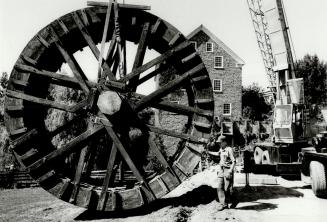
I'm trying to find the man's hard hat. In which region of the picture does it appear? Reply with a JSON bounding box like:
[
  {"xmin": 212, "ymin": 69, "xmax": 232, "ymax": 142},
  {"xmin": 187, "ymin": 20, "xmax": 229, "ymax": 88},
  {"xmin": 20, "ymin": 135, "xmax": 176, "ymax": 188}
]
[{"xmin": 217, "ymin": 135, "xmax": 227, "ymax": 143}]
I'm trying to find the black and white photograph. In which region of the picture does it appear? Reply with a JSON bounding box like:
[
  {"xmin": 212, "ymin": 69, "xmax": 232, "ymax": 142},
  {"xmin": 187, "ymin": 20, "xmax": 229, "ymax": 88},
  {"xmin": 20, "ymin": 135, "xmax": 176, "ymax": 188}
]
[{"xmin": 0, "ymin": 0, "xmax": 327, "ymax": 221}]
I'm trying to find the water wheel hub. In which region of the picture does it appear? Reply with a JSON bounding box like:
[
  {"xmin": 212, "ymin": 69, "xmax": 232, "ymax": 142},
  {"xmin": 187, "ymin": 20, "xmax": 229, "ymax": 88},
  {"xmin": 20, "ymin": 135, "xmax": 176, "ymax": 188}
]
[{"xmin": 97, "ymin": 91, "xmax": 122, "ymax": 115}]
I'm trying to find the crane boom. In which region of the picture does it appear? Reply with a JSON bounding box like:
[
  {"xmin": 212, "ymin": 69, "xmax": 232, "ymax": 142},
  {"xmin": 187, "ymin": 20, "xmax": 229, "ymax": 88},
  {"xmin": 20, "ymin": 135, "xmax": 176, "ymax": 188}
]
[
  {"xmin": 247, "ymin": 0, "xmax": 305, "ymax": 143},
  {"xmin": 247, "ymin": 0, "xmax": 300, "ymax": 105},
  {"xmin": 247, "ymin": 0, "xmax": 276, "ymax": 88}
]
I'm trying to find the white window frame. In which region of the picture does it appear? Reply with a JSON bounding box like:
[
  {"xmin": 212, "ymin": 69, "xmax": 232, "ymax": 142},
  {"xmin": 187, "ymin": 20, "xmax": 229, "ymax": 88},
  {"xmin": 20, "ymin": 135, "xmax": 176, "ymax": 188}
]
[
  {"xmin": 214, "ymin": 56, "xmax": 224, "ymax": 69},
  {"xmin": 190, "ymin": 41, "xmax": 197, "ymax": 49},
  {"xmin": 223, "ymin": 103, "xmax": 232, "ymax": 116},
  {"xmin": 206, "ymin": 42, "xmax": 213, "ymax": 52},
  {"xmin": 212, "ymin": 79, "xmax": 222, "ymax": 92}
]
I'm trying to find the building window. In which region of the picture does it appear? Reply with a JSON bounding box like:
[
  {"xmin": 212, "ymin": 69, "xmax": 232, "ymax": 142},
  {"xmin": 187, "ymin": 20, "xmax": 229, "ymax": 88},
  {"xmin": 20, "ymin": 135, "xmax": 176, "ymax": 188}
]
[
  {"xmin": 190, "ymin": 41, "xmax": 197, "ymax": 49},
  {"xmin": 213, "ymin": 79, "xmax": 222, "ymax": 92},
  {"xmin": 206, "ymin": 42, "xmax": 213, "ymax": 52},
  {"xmin": 214, "ymin": 56, "xmax": 224, "ymax": 68},
  {"xmin": 223, "ymin": 103, "xmax": 231, "ymax": 115}
]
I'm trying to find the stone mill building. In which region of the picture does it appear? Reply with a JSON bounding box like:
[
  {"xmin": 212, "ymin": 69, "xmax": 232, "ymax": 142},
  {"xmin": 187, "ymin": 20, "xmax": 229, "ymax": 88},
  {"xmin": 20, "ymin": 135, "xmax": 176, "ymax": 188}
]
[{"xmin": 188, "ymin": 25, "xmax": 245, "ymax": 122}]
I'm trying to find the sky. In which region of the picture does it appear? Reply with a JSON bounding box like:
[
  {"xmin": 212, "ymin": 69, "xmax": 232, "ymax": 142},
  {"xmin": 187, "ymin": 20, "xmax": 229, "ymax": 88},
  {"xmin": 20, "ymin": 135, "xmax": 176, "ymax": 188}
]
[{"xmin": 1, "ymin": 0, "xmax": 327, "ymax": 88}]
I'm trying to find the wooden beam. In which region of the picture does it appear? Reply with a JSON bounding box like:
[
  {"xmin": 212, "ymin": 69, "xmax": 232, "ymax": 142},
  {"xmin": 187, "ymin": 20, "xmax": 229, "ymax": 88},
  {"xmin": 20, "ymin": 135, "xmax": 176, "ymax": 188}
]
[
  {"xmin": 83, "ymin": 143, "xmax": 98, "ymax": 180},
  {"xmin": 37, "ymin": 170, "xmax": 56, "ymax": 183},
  {"xmin": 105, "ymin": 126, "xmax": 142, "ymax": 182},
  {"xmin": 103, "ymin": 120, "xmax": 156, "ymax": 199},
  {"xmin": 132, "ymin": 93, "xmax": 213, "ymax": 117},
  {"xmin": 111, "ymin": 50, "xmax": 120, "ymax": 75},
  {"xmin": 49, "ymin": 27, "xmax": 89, "ymax": 93},
  {"xmin": 121, "ymin": 38, "xmax": 127, "ymax": 78},
  {"xmin": 97, "ymin": 144, "xmax": 117, "ymax": 211},
  {"xmin": 98, "ymin": 0, "xmax": 113, "ymax": 79},
  {"xmin": 28, "ymin": 125, "xmax": 104, "ymax": 172},
  {"xmin": 151, "ymin": 19, "xmax": 161, "ymax": 35},
  {"xmin": 6, "ymin": 90, "xmax": 88, "ymax": 113},
  {"xmin": 37, "ymin": 35, "xmax": 50, "ymax": 48},
  {"xmin": 57, "ymin": 179, "xmax": 72, "ymax": 200},
  {"xmin": 12, "ymin": 115, "xmax": 84, "ymax": 149},
  {"xmin": 113, "ymin": 1, "xmax": 126, "ymax": 78},
  {"xmin": 48, "ymin": 115, "xmax": 85, "ymax": 139},
  {"xmin": 131, "ymin": 17, "xmax": 137, "ymax": 26},
  {"xmin": 153, "ymin": 100, "xmax": 213, "ymax": 117},
  {"xmin": 169, "ymin": 32, "xmax": 182, "ymax": 47},
  {"xmin": 131, "ymin": 65, "xmax": 166, "ymax": 88},
  {"xmin": 12, "ymin": 151, "xmax": 26, "ymax": 169},
  {"xmin": 10, "ymin": 79, "xmax": 29, "ymax": 87},
  {"xmin": 72, "ymin": 12, "xmax": 115, "ymax": 81},
  {"xmin": 195, "ymin": 98, "xmax": 214, "ymax": 104},
  {"xmin": 181, "ymin": 52, "xmax": 198, "ymax": 64},
  {"xmin": 21, "ymin": 55, "xmax": 37, "ymax": 66},
  {"xmin": 20, "ymin": 148, "xmax": 38, "ymax": 161},
  {"xmin": 70, "ymin": 146, "xmax": 89, "ymax": 203},
  {"xmin": 5, "ymin": 104, "xmax": 24, "ymax": 112},
  {"xmin": 14, "ymin": 63, "xmax": 126, "ymax": 91},
  {"xmin": 72, "ymin": 11, "xmax": 100, "ymax": 58},
  {"xmin": 10, "ymin": 127, "xmax": 27, "ymax": 136},
  {"xmin": 119, "ymin": 111, "xmax": 182, "ymax": 186},
  {"xmin": 119, "ymin": 40, "xmax": 191, "ymax": 83},
  {"xmin": 193, "ymin": 121, "xmax": 211, "ymax": 129},
  {"xmin": 87, "ymin": 1, "xmax": 151, "ymax": 10},
  {"xmin": 12, "ymin": 129, "xmax": 39, "ymax": 148},
  {"xmin": 80, "ymin": 9, "xmax": 90, "ymax": 26},
  {"xmin": 105, "ymin": 34, "xmax": 117, "ymax": 69},
  {"xmin": 15, "ymin": 63, "xmax": 92, "ymax": 89},
  {"xmin": 135, "ymin": 63, "xmax": 205, "ymax": 111},
  {"xmin": 147, "ymin": 138, "xmax": 181, "ymax": 183},
  {"xmin": 191, "ymin": 75, "xmax": 209, "ymax": 83},
  {"xmin": 132, "ymin": 23, "xmax": 150, "ymax": 69},
  {"xmin": 57, "ymin": 19, "xmax": 69, "ymax": 34},
  {"xmin": 185, "ymin": 142, "xmax": 205, "ymax": 154},
  {"xmin": 146, "ymin": 124, "xmax": 208, "ymax": 144},
  {"xmin": 129, "ymin": 22, "xmax": 150, "ymax": 90}
]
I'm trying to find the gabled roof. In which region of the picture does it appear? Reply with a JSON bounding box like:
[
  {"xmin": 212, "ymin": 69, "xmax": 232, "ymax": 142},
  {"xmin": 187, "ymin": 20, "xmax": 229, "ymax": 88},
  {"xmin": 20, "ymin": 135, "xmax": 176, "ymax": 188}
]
[{"xmin": 187, "ymin": 25, "xmax": 245, "ymax": 66}]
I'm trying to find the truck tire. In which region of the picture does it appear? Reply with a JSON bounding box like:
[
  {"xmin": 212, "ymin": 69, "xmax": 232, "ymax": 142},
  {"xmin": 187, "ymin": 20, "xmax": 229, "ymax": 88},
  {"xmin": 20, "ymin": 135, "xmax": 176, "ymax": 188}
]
[
  {"xmin": 262, "ymin": 150, "xmax": 271, "ymax": 164},
  {"xmin": 254, "ymin": 147, "xmax": 263, "ymax": 164},
  {"xmin": 309, "ymin": 161, "xmax": 327, "ymax": 198}
]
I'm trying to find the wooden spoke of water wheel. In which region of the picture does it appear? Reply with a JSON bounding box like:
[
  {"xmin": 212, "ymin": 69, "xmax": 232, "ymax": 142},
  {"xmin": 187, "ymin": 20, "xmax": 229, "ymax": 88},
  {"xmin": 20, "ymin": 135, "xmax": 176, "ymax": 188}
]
[{"xmin": 5, "ymin": 4, "xmax": 214, "ymax": 212}]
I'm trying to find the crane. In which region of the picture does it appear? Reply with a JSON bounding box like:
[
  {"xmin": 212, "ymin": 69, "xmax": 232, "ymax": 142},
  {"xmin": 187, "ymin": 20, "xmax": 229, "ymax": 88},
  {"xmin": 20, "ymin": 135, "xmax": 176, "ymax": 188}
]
[
  {"xmin": 247, "ymin": 0, "xmax": 327, "ymax": 198},
  {"xmin": 247, "ymin": 0, "xmax": 305, "ymax": 144}
]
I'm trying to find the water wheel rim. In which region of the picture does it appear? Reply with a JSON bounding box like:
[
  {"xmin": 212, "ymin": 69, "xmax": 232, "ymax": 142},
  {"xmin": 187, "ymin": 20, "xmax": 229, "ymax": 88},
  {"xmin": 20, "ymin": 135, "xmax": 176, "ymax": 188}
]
[{"xmin": 5, "ymin": 6, "xmax": 214, "ymax": 211}]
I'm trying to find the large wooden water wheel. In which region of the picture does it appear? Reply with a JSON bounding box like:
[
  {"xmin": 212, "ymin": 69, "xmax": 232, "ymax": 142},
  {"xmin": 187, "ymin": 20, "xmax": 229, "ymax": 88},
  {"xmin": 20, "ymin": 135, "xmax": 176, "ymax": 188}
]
[{"xmin": 5, "ymin": 1, "xmax": 214, "ymax": 211}]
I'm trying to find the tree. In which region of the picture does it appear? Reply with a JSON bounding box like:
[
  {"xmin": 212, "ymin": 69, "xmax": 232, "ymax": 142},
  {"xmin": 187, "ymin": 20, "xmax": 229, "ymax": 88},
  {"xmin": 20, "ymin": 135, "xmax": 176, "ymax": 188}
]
[
  {"xmin": 242, "ymin": 83, "xmax": 272, "ymax": 120},
  {"xmin": 295, "ymin": 54, "xmax": 327, "ymax": 105},
  {"xmin": 0, "ymin": 72, "xmax": 8, "ymax": 89},
  {"xmin": 0, "ymin": 72, "xmax": 9, "ymax": 123}
]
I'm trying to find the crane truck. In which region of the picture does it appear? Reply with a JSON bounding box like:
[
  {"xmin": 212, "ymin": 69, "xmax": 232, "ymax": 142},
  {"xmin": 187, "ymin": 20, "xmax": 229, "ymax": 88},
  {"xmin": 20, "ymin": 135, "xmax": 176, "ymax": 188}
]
[{"xmin": 247, "ymin": 0, "xmax": 327, "ymax": 197}]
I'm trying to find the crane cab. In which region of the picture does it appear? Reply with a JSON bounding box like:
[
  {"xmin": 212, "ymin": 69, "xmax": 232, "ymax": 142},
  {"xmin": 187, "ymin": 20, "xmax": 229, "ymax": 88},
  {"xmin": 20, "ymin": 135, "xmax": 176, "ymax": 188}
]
[{"xmin": 273, "ymin": 104, "xmax": 306, "ymax": 144}]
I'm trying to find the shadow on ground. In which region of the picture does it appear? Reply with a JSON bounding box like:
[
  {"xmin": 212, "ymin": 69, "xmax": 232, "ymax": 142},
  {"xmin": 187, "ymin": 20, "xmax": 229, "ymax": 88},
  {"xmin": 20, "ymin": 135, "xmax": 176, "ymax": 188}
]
[
  {"xmin": 236, "ymin": 202, "xmax": 278, "ymax": 211},
  {"xmin": 75, "ymin": 184, "xmax": 304, "ymax": 220}
]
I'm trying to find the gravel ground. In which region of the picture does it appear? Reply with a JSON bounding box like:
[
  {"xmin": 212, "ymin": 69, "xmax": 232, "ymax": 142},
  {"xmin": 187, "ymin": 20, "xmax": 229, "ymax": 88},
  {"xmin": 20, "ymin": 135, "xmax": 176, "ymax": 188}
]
[{"xmin": 1, "ymin": 168, "xmax": 327, "ymax": 222}]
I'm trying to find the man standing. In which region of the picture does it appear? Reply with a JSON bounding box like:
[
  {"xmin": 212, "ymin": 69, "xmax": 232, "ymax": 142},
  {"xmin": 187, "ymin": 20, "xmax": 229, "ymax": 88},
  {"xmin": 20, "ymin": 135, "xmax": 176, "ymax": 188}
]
[{"xmin": 208, "ymin": 135, "xmax": 237, "ymax": 210}]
